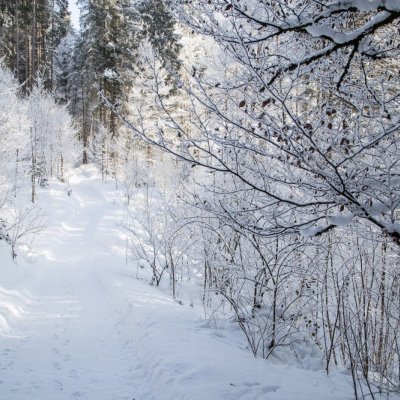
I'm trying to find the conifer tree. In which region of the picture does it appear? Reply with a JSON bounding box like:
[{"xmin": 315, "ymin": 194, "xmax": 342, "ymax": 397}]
[
  {"xmin": 139, "ymin": 0, "xmax": 182, "ymax": 83},
  {"xmin": 0, "ymin": 0, "xmax": 71, "ymax": 89},
  {"xmin": 77, "ymin": 0, "xmax": 139, "ymax": 164}
]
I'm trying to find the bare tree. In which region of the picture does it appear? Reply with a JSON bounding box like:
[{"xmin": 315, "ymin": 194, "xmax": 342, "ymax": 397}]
[
  {"xmin": 113, "ymin": 2, "xmax": 400, "ymax": 396},
  {"xmin": 118, "ymin": 1, "xmax": 400, "ymax": 246}
]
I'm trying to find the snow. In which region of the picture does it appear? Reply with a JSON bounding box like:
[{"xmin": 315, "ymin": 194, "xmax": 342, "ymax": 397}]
[
  {"xmin": 384, "ymin": 222, "xmax": 400, "ymax": 235},
  {"xmin": 305, "ymin": 11, "xmax": 392, "ymax": 44},
  {"xmin": 0, "ymin": 165, "xmax": 356, "ymax": 399},
  {"xmin": 68, "ymin": 0, "xmax": 80, "ymax": 31},
  {"xmin": 299, "ymin": 225, "xmax": 327, "ymax": 238},
  {"xmin": 300, "ymin": 214, "xmax": 354, "ymax": 238},
  {"xmin": 327, "ymin": 213, "xmax": 354, "ymax": 226}
]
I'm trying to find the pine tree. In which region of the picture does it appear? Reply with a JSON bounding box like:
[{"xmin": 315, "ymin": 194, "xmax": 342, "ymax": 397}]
[
  {"xmin": 139, "ymin": 0, "xmax": 181, "ymax": 82},
  {"xmin": 77, "ymin": 0, "xmax": 139, "ymax": 164},
  {"xmin": 54, "ymin": 29, "xmax": 77, "ymax": 105},
  {"xmin": 0, "ymin": 0, "xmax": 71, "ymax": 90},
  {"xmin": 48, "ymin": 0, "xmax": 72, "ymax": 89}
]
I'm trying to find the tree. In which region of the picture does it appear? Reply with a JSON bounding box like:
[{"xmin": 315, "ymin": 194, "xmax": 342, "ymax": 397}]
[
  {"xmin": 123, "ymin": 1, "xmax": 400, "ymax": 246},
  {"xmin": 138, "ymin": 0, "xmax": 182, "ymax": 84},
  {"xmin": 77, "ymin": 0, "xmax": 139, "ymax": 165},
  {"xmin": 0, "ymin": 0, "xmax": 71, "ymax": 89},
  {"xmin": 54, "ymin": 28, "xmax": 77, "ymax": 105},
  {"xmin": 0, "ymin": 63, "xmax": 28, "ymax": 205},
  {"xmin": 48, "ymin": 0, "xmax": 72, "ymax": 89},
  {"xmin": 28, "ymin": 77, "xmax": 77, "ymax": 202},
  {"xmin": 116, "ymin": 2, "xmax": 400, "ymax": 396}
]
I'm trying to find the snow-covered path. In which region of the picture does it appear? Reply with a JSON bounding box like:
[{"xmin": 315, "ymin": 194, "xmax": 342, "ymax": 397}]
[
  {"xmin": 0, "ymin": 167, "xmax": 144, "ymax": 399},
  {"xmin": 0, "ymin": 166, "xmax": 355, "ymax": 400}
]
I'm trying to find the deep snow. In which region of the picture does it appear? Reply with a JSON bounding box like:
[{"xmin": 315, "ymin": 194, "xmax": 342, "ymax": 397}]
[{"xmin": 0, "ymin": 165, "xmax": 356, "ymax": 399}]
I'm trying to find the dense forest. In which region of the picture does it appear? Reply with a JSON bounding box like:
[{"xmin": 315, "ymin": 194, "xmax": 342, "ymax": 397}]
[{"xmin": 0, "ymin": 1, "xmax": 399, "ymax": 399}]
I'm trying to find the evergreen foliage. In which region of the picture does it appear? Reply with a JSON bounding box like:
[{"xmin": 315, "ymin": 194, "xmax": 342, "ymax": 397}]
[
  {"xmin": 0, "ymin": 0, "xmax": 71, "ymax": 89},
  {"xmin": 139, "ymin": 0, "xmax": 182, "ymax": 81}
]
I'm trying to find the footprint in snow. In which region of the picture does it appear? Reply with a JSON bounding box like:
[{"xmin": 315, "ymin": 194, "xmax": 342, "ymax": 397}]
[
  {"xmin": 54, "ymin": 379, "xmax": 64, "ymax": 391},
  {"xmin": 3, "ymin": 348, "xmax": 11, "ymax": 357},
  {"xmin": 30, "ymin": 380, "xmax": 41, "ymax": 390},
  {"xmin": 261, "ymin": 385, "xmax": 280, "ymax": 393},
  {"xmin": 243, "ymin": 382, "xmax": 260, "ymax": 387},
  {"xmin": 53, "ymin": 362, "xmax": 61, "ymax": 370},
  {"xmin": 68, "ymin": 369, "xmax": 78, "ymax": 378},
  {"xmin": 64, "ymin": 354, "xmax": 71, "ymax": 362}
]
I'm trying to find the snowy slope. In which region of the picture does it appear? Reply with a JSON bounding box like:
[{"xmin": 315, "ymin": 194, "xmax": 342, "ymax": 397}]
[{"xmin": 0, "ymin": 165, "xmax": 356, "ymax": 400}]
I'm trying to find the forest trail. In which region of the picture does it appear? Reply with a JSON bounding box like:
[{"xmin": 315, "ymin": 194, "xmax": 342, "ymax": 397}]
[
  {"xmin": 0, "ymin": 166, "xmax": 144, "ymax": 400},
  {"xmin": 0, "ymin": 165, "xmax": 354, "ymax": 400}
]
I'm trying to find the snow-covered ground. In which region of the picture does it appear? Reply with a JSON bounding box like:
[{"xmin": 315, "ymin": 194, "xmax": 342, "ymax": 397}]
[{"xmin": 0, "ymin": 165, "xmax": 356, "ymax": 400}]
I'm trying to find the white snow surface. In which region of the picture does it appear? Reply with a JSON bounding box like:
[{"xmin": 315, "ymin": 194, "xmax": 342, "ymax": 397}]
[{"xmin": 0, "ymin": 165, "xmax": 355, "ymax": 400}]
